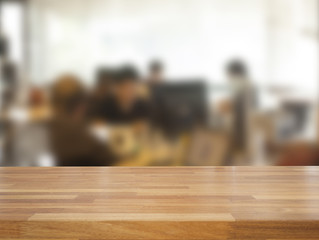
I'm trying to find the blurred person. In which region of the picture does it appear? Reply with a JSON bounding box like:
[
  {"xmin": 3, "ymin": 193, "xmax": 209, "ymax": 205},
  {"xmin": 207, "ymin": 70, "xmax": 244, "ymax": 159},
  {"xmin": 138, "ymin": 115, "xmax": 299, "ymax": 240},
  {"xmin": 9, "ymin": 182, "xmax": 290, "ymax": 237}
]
[
  {"xmin": 223, "ymin": 59, "xmax": 257, "ymax": 165},
  {"xmin": 0, "ymin": 34, "xmax": 18, "ymax": 112},
  {"xmin": 93, "ymin": 65, "xmax": 151, "ymax": 159},
  {"xmin": 28, "ymin": 87, "xmax": 51, "ymax": 121},
  {"xmin": 100, "ymin": 65, "xmax": 150, "ymax": 132},
  {"xmin": 0, "ymin": 34, "xmax": 26, "ymax": 166},
  {"xmin": 29, "ymin": 87, "xmax": 46, "ymax": 107},
  {"xmin": 147, "ymin": 60, "xmax": 164, "ymax": 85},
  {"xmin": 88, "ymin": 67, "xmax": 115, "ymax": 120},
  {"xmin": 49, "ymin": 74, "xmax": 115, "ymax": 166},
  {"xmin": 135, "ymin": 60, "xmax": 165, "ymax": 101}
]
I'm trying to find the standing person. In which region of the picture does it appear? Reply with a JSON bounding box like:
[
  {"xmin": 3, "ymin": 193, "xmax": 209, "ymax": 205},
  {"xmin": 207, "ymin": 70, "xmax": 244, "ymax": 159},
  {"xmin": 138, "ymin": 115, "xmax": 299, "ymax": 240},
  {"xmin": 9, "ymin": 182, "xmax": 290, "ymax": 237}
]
[
  {"xmin": 224, "ymin": 60, "xmax": 257, "ymax": 165},
  {"xmin": 147, "ymin": 60, "xmax": 164, "ymax": 85},
  {"xmin": 0, "ymin": 34, "xmax": 19, "ymax": 166},
  {"xmin": 0, "ymin": 34, "xmax": 18, "ymax": 112}
]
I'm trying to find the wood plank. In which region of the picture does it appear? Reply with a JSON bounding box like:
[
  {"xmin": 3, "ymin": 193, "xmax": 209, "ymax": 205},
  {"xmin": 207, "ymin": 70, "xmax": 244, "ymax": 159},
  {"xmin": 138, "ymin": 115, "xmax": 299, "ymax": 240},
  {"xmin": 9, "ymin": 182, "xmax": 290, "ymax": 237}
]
[{"xmin": 0, "ymin": 167, "xmax": 318, "ymax": 239}]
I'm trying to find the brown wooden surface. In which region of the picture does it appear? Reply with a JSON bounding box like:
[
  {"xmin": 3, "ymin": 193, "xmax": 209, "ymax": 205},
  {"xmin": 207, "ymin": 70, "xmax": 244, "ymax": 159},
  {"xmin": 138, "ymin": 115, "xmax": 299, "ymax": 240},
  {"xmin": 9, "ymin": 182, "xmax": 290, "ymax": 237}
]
[{"xmin": 0, "ymin": 167, "xmax": 319, "ymax": 239}]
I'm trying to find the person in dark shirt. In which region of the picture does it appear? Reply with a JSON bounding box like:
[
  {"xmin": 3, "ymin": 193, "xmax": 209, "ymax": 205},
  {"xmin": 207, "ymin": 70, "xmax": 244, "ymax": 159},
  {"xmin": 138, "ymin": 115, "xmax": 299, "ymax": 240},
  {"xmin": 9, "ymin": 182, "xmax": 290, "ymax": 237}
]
[
  {"xmin": 88, "ymin": 67, "xmax": 115, "ymax": 120},
  {"xmin": 101, "ymin": 65, "xmax": 150, "ymax": 131},
  {"xmin": 103, "ymin": 96, "xmax": 149, "ymax": 124}
]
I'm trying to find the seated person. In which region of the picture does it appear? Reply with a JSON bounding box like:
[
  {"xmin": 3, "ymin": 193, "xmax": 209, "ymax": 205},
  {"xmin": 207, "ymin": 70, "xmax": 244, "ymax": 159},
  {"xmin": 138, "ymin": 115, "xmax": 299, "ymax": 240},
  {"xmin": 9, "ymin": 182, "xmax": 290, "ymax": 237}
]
[
  {"xmin": 28, "ymin": 87, "xmax": 51, "ymax": 121},
  {"xmin": 88, "ymin": 67, "xmax": 115, "ymax": 120},
  {"xmin": 49, "ymin": 74, "xmax": 115, "ymax": 166},
  {"xmin": 99, "ymin": 65, "xmax": 150, "ymax": 134}
]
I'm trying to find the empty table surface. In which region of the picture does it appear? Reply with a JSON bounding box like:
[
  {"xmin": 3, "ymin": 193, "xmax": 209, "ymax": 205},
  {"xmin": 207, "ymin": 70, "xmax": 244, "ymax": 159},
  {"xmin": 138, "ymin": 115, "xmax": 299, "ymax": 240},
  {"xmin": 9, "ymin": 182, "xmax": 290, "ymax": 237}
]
[{"xmin": 0, "ymin": 167, "xmax": 319, "ymax": 239}]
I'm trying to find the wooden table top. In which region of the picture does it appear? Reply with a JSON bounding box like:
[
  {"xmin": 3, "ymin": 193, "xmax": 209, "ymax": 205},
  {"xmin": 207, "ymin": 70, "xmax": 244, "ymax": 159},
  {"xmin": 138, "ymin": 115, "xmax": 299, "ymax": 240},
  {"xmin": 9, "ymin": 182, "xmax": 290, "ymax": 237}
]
[{"xmin": 1, "ymin": 166, "xmax": 319, "ymax": 239}]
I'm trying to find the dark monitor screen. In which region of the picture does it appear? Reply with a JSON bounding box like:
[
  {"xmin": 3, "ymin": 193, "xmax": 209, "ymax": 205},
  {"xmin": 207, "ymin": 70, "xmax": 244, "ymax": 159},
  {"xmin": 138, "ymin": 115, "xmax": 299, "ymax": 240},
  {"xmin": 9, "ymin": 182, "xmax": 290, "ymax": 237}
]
[{"xmin": 150, "ymin": 80, "xmax": 208, "ymax": 136}]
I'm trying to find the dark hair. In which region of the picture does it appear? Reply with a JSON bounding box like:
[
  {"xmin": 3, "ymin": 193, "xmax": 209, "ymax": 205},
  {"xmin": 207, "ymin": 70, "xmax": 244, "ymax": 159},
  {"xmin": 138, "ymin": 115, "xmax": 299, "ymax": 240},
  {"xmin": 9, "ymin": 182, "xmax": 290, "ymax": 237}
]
[
  {"xmin": 95, "ymin": 67, "xmax": 115, "ymax": 86},
  {"xmin": 114, "ymin": 65, "xmax": 140, "ymax": 84},
  {"xmin": 149, "ymin": 60, "xmax": 163, "ymax": 72},
  {"xmin": 226, "ymin": 60, "xmax": 248, "ymax": 77}
]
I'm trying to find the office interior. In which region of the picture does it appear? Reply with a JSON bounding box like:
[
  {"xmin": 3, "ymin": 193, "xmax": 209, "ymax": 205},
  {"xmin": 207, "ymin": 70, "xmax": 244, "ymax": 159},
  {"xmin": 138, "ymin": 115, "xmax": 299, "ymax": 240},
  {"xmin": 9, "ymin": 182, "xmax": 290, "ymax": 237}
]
[{"xmin": 0, "ymin": 0, "xmax": 318, "ymax": 167}]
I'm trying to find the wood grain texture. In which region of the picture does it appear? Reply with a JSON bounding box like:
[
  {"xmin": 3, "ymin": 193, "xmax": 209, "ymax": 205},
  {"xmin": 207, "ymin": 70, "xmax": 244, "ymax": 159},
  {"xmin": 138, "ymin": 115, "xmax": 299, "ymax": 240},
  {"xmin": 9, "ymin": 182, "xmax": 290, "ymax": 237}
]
[{"xmin": 0, "ymin": 167, "xmax": 319, "ymax": 239}]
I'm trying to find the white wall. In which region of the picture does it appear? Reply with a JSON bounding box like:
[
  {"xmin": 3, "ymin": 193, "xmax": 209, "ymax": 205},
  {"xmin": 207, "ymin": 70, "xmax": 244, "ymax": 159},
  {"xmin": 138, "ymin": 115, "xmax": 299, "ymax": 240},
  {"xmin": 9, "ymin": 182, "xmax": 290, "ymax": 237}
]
[
  {"xmin": 28, "ymin": 0, "xmax": 318, "ymax": 98},
  {"xmin": 267, "ymin": 0, "xmax": 318, "ymax": 98},
  {"xmin": 28, "ymin": 0, "xmax": 267, "ymax": 83}
]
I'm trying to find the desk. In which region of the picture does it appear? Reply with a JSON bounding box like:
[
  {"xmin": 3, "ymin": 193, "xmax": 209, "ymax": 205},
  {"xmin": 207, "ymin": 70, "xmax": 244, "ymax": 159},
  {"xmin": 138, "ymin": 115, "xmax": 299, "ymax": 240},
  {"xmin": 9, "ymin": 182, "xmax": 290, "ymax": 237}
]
[{"xmin": 0, "ymin": 167, "xmax": 318, "ymax": 239}]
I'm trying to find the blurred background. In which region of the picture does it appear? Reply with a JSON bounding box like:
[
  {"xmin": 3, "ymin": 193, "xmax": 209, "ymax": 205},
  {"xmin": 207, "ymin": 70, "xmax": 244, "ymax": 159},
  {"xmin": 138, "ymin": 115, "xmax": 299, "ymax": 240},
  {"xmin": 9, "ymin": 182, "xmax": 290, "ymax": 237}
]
[{"xmin": 0, "ymin": 0, "xmax": 318, "ymax": 166}]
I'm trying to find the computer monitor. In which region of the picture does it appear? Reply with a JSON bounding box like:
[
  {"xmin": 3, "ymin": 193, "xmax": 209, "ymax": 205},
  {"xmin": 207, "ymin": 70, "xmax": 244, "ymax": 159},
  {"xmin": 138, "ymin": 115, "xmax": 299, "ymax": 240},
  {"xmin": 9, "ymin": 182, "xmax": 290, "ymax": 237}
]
[{"xmin": 150, "ymin": 80, "xmax": 208, "ymax": 137}]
